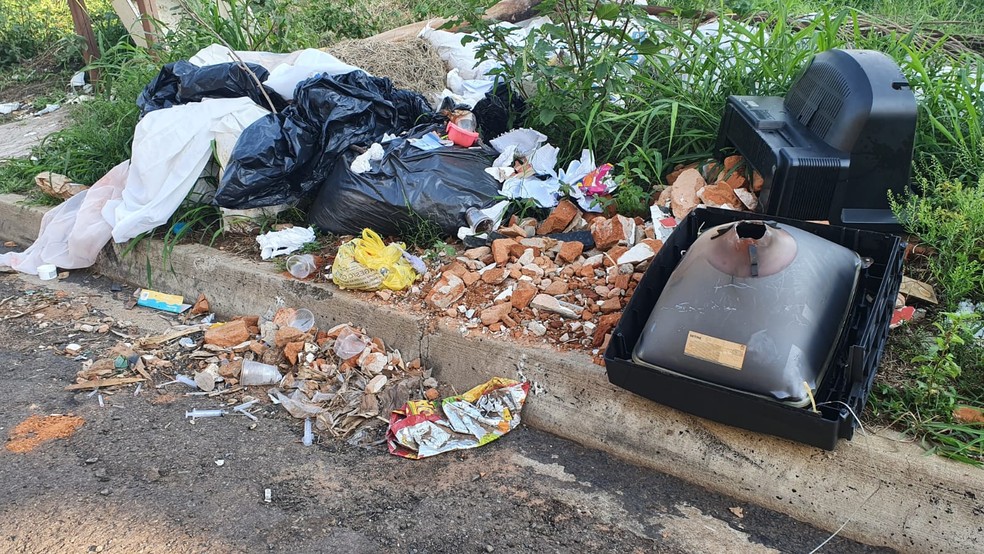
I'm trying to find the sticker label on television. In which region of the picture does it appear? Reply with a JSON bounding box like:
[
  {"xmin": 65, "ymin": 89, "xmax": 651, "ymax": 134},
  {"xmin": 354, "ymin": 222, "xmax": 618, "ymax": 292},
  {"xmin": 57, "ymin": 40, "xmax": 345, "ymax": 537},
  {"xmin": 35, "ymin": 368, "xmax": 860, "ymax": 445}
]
[{"xmin": 684, "ymin": 331, "xmax": 746, "ymax": 370}]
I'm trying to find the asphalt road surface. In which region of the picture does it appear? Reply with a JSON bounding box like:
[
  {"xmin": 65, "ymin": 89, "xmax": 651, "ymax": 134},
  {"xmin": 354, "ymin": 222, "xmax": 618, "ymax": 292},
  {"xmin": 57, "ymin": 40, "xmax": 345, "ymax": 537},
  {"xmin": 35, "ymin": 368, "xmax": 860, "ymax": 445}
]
[{"xmin": 0, "ymin": 269, "xmax": 893, "ymax": 553}]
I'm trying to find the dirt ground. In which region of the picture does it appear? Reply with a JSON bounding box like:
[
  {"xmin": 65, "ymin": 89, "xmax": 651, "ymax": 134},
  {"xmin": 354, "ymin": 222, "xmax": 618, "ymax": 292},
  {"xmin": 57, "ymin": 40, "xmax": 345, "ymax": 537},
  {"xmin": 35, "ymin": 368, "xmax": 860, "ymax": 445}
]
[
  {"xmin": 0, "ymin": 107, "xmax": 71, "ymax": 160},
  {"xmin": 0, "ymin": 267, "xmax": 893, "ymax": 553}
]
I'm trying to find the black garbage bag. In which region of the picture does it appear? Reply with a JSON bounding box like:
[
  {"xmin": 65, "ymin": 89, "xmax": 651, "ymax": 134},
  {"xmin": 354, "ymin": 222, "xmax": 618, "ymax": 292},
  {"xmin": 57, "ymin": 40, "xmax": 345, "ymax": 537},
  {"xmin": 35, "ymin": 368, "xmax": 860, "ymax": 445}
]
[
  {"xmin": 136, "ymin": 61, "xmax": 286, "ymax": 117},
  {"xmin": 214, "ymin": 71, "xmax": 432, "ymax": 209},
  {"xmin": 473, "ymin": 80, "xmax": 527, "ymax": 139},
  {"xmin": 308, "ymin": 129, "xmax": 502, "ymax": 237}
]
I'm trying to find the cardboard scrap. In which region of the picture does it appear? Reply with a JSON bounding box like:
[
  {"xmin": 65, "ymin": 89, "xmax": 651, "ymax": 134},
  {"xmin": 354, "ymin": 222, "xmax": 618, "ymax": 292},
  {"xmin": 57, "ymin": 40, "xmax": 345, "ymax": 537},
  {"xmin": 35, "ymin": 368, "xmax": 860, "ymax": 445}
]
[
  {"xmin": 136, "ymin": 289, "xmax": 191, "ymax": 313},
  {"xmin": 899, "ymin": 276, "xmax": 938, "ymax": 304}
]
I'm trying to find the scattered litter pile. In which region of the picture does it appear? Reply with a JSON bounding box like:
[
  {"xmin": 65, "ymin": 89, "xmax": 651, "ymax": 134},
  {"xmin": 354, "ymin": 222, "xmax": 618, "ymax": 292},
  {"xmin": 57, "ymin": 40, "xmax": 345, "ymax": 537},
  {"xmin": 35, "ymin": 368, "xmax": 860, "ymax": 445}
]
[{"xmin": 59, "ymin": 294, "xmax": 463, "ymax": 449}]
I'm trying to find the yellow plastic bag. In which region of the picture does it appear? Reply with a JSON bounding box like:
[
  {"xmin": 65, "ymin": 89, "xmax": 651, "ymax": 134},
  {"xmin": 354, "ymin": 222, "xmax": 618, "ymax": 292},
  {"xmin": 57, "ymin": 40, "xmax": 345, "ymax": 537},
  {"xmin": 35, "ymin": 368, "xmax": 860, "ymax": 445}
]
[{"xmin": 331, "ymin": 229, "xmax": 418, "ymax": 291}]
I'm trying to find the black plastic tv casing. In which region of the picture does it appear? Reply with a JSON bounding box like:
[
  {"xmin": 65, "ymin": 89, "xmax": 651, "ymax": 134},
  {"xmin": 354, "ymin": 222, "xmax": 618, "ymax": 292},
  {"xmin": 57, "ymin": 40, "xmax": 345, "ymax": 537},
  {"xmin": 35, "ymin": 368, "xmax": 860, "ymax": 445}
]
[
  {"xmin": 604, "ymin": 207, "xmax": 905, "ymax": 450},
  {"xmin": 715, "ymin": 49, "xmax": 917, "ymax": 231}
]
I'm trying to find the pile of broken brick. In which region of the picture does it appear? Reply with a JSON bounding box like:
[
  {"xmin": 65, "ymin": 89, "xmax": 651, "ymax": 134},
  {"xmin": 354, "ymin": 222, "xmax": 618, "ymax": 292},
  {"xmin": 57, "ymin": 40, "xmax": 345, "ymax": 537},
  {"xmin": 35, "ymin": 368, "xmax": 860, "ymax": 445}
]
[
  {"xmin": 656, "ymin": 154, "xmax": 763, "ymax": 218},
  {"xmin": 420, "ymin": 155, "xmax": 763, "ymax": 363}
]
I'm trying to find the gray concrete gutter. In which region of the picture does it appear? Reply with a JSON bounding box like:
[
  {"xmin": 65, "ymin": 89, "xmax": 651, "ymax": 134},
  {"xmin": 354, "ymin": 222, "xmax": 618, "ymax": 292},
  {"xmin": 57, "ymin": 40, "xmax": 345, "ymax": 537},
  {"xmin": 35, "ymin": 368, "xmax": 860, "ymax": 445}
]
[{"xmin": 2, "ymin": 194, "xmax": 982, "ymax": 553}]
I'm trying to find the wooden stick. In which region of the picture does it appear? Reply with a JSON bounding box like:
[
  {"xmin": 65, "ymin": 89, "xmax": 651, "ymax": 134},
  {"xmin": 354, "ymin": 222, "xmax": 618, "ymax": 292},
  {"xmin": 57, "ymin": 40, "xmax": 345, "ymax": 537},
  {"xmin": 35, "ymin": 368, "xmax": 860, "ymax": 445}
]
[
  {"xmin": 65, "ymin": 377, "xmax": 145, "ymax": 391},
  {"xmin": 2, "ymin": 303, "xmax": 51, "ymax": 321},
  {"xmin": 137, "ymin": 324, "xmax": 209, "ymax": 349},
  {"xmin": 368, "ymin": 0, "xmax": 542, "ymax": 43}
]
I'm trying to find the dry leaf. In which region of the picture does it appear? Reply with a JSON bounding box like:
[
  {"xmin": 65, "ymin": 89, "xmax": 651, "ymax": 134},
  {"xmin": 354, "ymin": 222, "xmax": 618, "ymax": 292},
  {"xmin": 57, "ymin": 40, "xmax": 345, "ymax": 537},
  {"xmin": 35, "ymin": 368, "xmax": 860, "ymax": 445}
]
[{"xmin": 953, "ymin": 407, "xmax": 984, "ymax": 425}]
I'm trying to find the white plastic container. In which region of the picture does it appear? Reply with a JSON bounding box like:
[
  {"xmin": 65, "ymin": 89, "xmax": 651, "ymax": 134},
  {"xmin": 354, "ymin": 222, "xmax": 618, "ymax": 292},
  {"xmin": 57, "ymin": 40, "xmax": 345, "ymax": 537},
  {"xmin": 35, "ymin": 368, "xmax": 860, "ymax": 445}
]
[{"xmin": 37, "ymin": 264, "xmax": 58, "ymax": 280}]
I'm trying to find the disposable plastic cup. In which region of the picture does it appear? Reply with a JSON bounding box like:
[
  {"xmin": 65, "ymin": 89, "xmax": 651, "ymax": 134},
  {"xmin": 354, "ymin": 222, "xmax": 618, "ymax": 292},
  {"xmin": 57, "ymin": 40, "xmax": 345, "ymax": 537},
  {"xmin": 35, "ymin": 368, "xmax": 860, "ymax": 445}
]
[
  {"xmin": 287, "ymin": 308, "xmax": 315, "ymax": 332},
  {"xmin": 286, "ymin": 254, "xmax": 316, "ymax": 279},
  {"xmin": 240, "ymin": 360, "xmax": 282, "ymax": 386}
]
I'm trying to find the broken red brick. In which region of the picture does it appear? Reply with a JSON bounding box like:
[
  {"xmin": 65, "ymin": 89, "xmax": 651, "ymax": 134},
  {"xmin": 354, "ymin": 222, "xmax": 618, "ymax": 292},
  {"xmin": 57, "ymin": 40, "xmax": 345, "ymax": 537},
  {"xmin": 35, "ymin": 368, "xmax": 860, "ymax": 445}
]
[
  {"xmin": 511, "ymin": 281, "xmax": 538, "ymax": 310},
  {"xmin": 542, "ymin": 281, "xmax": 568, "ymax": 295},
  {"xmin": 556, "ymin": 241, "xmax": 584, "ymax": 264},
  {"xmin": 699, "ymin": 181, "xmax": 741, "ymax": 208},
  {"xmin": 670, "ymin": 169, "xmax": 704, "ymax": 219},
  {"xmin": 481, "ymin": 303, "xmax": 513, "ymax": 326},
  {"xmin": 593, "ymin": 313, "xmax": 622, "ymax": 347},
  {"xmin": 205, "ymin": 320, "xmax": 250, "ymax": 348},
  {"xmin": 537, "ymin": 199, "xmax": 580, "ymax": 235},
  {"xmin": 284, "ymin": 341, "xmax": 305, "ymax": 364},
  {"xmin": 426, "ymin": 273, "xmax": 466, "ymax": 310},
  {"xmin": 481, "ymin": 267, "xmax": 507, "ymax": 285},
  {"xmin": 492, "ymin": 238, "xmax": 517, "ymax": 265}
]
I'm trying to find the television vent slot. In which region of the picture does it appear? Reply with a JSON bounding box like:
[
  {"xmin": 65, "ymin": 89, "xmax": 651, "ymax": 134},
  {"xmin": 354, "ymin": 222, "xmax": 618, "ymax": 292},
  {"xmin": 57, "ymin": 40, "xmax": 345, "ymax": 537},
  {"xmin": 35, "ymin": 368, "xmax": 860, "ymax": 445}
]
[
  {"xmin": 786, "ymin": 157, "xmax": 839, "ymax": 219},
  {"xmin": 785, "ymin": 60, "xmax": 851, "ymax": 140}
]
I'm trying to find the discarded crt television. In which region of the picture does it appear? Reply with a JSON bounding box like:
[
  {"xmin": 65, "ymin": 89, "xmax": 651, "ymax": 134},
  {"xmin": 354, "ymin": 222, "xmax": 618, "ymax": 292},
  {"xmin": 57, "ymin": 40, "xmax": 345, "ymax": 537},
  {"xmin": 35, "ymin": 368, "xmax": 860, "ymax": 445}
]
[
  {"xmin": 714, "ymin": 49, "xmax": 916, "ymax": 230},
  {"xmin": 605, "ymin": 207, "xmax": 904, "ymax": 449}
]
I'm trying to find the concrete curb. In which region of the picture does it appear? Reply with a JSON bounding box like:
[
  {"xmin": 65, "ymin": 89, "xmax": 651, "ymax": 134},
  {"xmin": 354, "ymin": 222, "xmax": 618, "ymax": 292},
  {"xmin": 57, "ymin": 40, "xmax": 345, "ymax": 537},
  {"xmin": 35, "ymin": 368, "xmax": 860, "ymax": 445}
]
[{"xmin": 2, "ymin": 194, "xmax": 981, "ymax": 553}]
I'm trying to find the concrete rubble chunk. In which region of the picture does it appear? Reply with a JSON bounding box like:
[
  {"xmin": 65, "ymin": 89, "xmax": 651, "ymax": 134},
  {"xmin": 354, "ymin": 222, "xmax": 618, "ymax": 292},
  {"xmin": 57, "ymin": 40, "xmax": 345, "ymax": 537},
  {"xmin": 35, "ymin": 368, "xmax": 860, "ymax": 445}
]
[
  {"xmin": 464, "ymin": 246, "xmax": 491, "ymax": 260},
  {"xmin": 517, "ymin": 248, "xmax": 535, "ymax": 266},
  {"xmin": 734, "ymin": 187, "xmax": 758, "ymax": 210},
  {"xmin": 617, "ymin": 242, "xmax": 657, "ymax": 265},
  {"xmin": 531, "ymin": 294, "xmax": 583, "ymax": 318}
]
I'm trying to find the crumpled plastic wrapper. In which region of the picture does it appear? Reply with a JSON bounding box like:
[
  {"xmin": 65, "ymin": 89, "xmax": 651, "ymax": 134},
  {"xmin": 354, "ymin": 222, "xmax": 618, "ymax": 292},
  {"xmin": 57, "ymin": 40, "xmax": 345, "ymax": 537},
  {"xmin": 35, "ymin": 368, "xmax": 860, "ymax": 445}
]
[
  {"xmin": 387, "ymin": 377, "xmax": 530, "ymax": 459},
  {"xmin": 256, "ymin": 226, "xmax": 316, "ymax": 260}
]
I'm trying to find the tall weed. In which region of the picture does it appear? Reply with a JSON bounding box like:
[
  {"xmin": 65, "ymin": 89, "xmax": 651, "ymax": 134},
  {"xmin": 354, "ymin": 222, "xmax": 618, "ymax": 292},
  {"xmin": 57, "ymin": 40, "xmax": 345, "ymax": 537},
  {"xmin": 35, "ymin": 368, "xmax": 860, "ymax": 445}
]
[
  {"xmin": 891, "ymin": 162, "xmax": 984, "ymax": 307},
  {"xmin": 0, "ymin": 0, "xmax": 122, "ymax": 68}
]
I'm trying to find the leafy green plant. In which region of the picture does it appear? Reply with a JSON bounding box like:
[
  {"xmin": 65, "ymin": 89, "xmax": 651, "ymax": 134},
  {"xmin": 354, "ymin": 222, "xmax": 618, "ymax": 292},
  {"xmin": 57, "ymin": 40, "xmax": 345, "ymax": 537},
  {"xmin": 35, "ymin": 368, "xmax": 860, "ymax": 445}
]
[
  {"xmin": 423, "ymin": 240, "xmax": 456, "ymax": 261},
  {"xmin": 891, "ymin": 165, "xmax": 984, "ymax": 307},
  {"xmin": 167, "ymin": 0, "xmax": 309, "ymax": 55},
  {"xmin": 873, "ymin": 310, "xmax": 984, "ymax": 465}
]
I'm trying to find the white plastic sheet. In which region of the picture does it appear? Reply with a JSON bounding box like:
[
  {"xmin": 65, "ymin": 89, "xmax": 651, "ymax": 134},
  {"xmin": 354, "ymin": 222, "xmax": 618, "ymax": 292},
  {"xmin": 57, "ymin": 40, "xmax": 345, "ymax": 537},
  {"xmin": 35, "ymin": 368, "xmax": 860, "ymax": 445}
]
[
  {"xmin": 263, "ymin": 49, "xmax": 362, "ymax": 100},
  {"xmin": 104, "ymin": 97, "xmax": 269, "ymax": 243},
  {"xmin": 0, "ymin": 161, "xmax": 129, "ymax": 274},
  {"xmin": 189, "ymin": 44, "xmax": 363, "ymax": 100}
]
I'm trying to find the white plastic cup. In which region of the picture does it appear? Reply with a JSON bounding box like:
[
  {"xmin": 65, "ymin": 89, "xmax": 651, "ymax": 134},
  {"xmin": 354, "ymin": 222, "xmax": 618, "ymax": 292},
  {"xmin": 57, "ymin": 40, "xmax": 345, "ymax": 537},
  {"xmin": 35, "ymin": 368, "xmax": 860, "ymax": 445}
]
[
  {"xmin": 286, "ymin": 254, "xmax": 316, "ymax": 279},
  {"xmin": 240, "ymin": 360, "xmax": 282, "ymax": 386},
  {"xmin": 287, "ymin": 308, "xmax": 315, "ymax": 332},
  {"xmin": 37, "ymin": 264, "xmax": 58, "ymax": 280}
]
